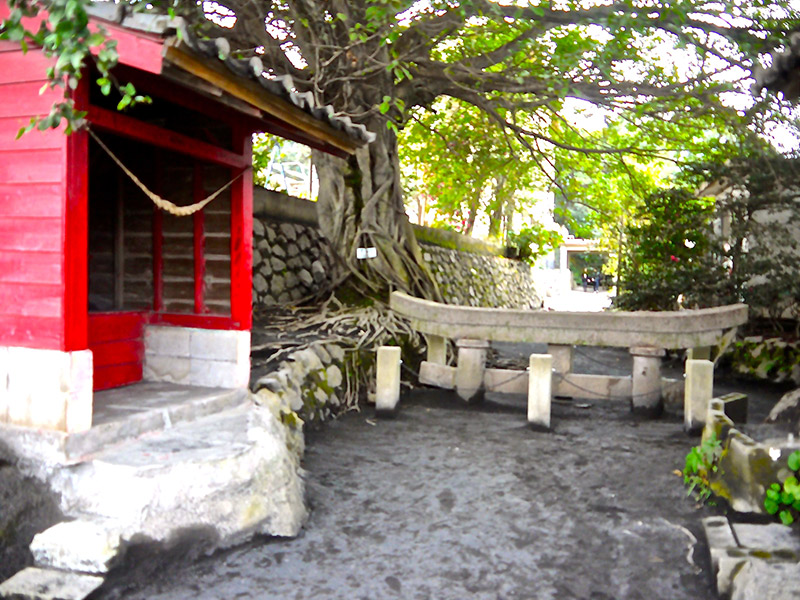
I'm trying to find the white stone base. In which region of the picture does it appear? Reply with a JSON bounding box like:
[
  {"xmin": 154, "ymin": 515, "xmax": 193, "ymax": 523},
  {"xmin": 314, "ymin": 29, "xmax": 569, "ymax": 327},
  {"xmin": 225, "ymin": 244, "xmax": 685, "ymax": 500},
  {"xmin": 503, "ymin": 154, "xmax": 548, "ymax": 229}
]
[
  {"xmin": 143, "ymin": 326, "xmax": 250, "ymax": 388},
  {"xmin": 0, "ymin": 346, "xmax": 93, "ymax": 433}
]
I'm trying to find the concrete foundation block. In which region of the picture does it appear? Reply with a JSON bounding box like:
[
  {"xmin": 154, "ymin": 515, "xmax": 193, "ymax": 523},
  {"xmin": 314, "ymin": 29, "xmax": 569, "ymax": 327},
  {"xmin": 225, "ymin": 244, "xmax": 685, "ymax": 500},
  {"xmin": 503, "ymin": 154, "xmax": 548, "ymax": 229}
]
[
  {"xmin": 144, "ymin": 326, "xmax": 191, "ymax": 357},
  {"xmin": 0, "ymin": 567, "xmax": 104, "ymax": 600},
  {"xmin": 630, "ymin": 346, "xmax": 665, "ymax": 416},
  {"xmin": 376, "ymin": 346, "xmax": 402, "ymax": 416},
  {"xmin": 419, "ymin": 362, "xmax": 456, "ymax": 390},
  {"xmin": 685, "ymin": 359, "xmax": 714, "ymax": 433},
  {"xmin": 484, "ymin": 368, "xmax": 528, "ymax": 395},
  {"xmin": 528, "ymin": 354, "xmax": 552, "ymax": 430},
  {"xmin": 143, "ymin": 355, "xmax": 192, "ymax": 384},
  {"xmin": 717, "ymin": 392, "xmax": 748, "ymax": 425},
  {"xmin": 455, "ymin": 339, "xmax": 489, "ymax": 403},
  {"xmin": 31, "ymin": 520, "xmax": 123, "ymax": 574},
  {"xmin": 688, "ymin": 346, "xmax": 712, "ymax": 361},
  {"xmin": 426, "ymin": 335, "xmax": 447, "ymax": 365},
  {"xmin": 547, "ymin": 344, "xmax": 573, "ymax": 374}
]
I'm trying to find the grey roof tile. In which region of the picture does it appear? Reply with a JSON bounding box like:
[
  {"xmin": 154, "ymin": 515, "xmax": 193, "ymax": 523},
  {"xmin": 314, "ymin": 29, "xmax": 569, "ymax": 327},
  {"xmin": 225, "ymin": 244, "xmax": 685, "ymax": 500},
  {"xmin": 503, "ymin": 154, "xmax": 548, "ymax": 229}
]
[{"xmin": 85, "ymin": 3, "xmax": 375, "ymax": 145}]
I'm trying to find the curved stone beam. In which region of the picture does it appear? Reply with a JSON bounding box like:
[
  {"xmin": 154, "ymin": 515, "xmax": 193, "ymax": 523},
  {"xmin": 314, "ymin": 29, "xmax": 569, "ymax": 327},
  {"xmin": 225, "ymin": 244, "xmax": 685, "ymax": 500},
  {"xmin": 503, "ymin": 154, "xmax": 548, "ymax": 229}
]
[{"xmin": 390, "ymin": 292, "xmax": 748, "ymax": 350}]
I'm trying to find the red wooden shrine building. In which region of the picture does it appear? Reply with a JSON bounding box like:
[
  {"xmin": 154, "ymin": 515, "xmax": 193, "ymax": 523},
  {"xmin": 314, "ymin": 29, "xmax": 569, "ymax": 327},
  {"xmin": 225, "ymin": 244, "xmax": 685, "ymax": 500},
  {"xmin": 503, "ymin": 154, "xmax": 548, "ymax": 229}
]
[{"xmin": 0, "ymin": 6, "xmax": 371, "ymax": 432}]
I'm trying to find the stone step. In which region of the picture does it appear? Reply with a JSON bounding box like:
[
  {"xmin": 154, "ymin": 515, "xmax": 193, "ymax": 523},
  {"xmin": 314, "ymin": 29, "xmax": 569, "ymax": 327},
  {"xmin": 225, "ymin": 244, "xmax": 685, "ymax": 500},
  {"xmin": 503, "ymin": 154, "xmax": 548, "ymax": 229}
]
[
  {"xmin": 0, "ymin": 567, "xmax": 103, "ymax": 600},
  {"xmin": 30, "ymin": 519, "xmax": 123, "ymax": 575},
  {"xmin": 47, "ymin": 403, "xmax": 307, "ymax": 545},
  {"xmin": 65, "ymin": 385, "xmax": 250, "ymax": 460}
]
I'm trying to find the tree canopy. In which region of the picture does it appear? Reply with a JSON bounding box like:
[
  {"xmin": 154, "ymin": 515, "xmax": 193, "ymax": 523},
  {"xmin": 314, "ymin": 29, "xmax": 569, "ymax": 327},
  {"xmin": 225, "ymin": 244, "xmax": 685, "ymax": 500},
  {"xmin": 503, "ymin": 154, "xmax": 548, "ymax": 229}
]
[{"xmin": 4, "ymin": 0, "xmax": 800, "ymax": 300}]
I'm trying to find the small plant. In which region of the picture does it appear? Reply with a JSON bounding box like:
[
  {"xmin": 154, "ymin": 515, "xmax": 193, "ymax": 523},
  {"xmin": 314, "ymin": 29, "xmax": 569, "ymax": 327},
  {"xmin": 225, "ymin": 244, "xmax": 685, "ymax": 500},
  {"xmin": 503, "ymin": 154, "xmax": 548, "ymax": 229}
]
[
  {"xmin": 764, "ymin": 450, "xmax": 800, "ymax": 526},
  {"xmin": 683, "ymin": 434, "xmax": 723, "ymax": 504}
]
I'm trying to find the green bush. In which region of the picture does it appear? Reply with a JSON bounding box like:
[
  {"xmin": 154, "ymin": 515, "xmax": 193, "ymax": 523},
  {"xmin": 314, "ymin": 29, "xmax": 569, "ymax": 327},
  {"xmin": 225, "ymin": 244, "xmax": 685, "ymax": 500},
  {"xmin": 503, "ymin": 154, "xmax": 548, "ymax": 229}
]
[
  {"xmin": 683, "ymin": 434, "xmax": 723, "ymax": 504},
  {"xmin": 765, "ymin": 450, "xmax": 800, "ymax": 526}
]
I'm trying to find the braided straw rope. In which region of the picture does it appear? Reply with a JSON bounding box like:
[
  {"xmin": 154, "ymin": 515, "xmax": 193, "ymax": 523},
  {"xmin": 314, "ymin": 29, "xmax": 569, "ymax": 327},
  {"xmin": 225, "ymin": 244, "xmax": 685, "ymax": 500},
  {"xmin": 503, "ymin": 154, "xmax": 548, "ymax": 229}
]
[{"xmin": 88, "ymin": 128, "xmax": 247, "ymax": 217}]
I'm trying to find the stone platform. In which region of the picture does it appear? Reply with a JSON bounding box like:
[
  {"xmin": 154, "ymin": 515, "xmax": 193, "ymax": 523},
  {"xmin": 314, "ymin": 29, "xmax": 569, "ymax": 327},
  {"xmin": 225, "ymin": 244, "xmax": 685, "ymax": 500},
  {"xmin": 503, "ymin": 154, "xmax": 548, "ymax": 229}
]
[{"xmin": 0, "ymin": 384, "xmax": 305, "ymax": 600}]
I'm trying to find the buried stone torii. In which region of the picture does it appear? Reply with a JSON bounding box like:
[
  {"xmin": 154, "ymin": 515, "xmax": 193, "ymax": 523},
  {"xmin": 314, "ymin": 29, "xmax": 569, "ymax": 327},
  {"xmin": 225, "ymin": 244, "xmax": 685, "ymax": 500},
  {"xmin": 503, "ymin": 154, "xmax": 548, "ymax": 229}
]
[{"xmin": 386, "ymin": 291, "xmax": 748, "ymax": 429}]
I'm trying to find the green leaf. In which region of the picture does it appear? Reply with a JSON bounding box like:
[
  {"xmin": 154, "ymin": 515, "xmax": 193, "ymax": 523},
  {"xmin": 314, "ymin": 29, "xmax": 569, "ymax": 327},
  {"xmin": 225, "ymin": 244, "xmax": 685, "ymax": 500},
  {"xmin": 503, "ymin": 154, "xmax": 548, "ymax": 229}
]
[
  {"xmin": 87, "ymin": 32, "xmax": 105, "ymax": 47},
  {"xmin": 117, "ymin": 95, "xmax": 132, "ymax": 111},
  {"xmin": 788, "ymin": 450, "xmax": 800, "ymax": 471},
  {"xmin": 780, "ymin": 510, "xmax": 794, "ymax": 526}
]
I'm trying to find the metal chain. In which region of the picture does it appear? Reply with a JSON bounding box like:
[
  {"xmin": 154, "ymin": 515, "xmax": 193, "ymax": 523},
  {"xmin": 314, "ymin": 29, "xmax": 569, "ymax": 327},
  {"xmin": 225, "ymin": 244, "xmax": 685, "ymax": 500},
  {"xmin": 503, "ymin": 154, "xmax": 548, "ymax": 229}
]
[{"xmin": 88, "ymin": 127, "xmax": 246, "ymax": 217}]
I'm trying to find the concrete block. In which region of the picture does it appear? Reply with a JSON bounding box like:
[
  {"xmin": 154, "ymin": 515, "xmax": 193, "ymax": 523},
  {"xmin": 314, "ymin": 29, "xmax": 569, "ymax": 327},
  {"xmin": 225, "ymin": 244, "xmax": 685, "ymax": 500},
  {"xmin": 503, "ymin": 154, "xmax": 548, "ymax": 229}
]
[
  {"xmin": 547, "ymin": 344, "xmax": 573, "ymax": 374},
  {"xmin": 718, "ymin": 392, "xmax": 748, "ymax": 425},
  {"xmin": 484, "ymin": 368, "xmax": 528, "ymax": 395},
  {"xmin": 685, "ymin": 359, "xmax": 714, "ymax": 433},
  {"xmin": 376, "ymin": 346, "xmax": 401, "ymax": 416},
  {"xmin": 730, "ymin": 559, "xmax": 800, "ymax": 600},
  {"xmin": 688, "ymin": 346, "xmax": 712, "ymax": 361},
  {"xmin": 426, "ymin": 335, "xmax": 447, "ymax": 365},
  {"xmin": 143, "ymin": 355, "xmax": 192, "ymax": 384},
  {"xmin": 702, "ymin": 516, "xmax": 737, "ymax": 575},
  {"xmin": 31, "ymin": 520, "xmax": 123, "ymax": 574},
  {"xmin": 528, "ymin": 354, "xmax": 552, "ymax": 430},
  {"xmin": 0, "ymin": 567, "xmax": 104, "ymax": 600},
  {"xmin": 419, "ymin": 362, "xmax": 455, "ymax": 389},
  {"xmin": 190, "ymin": 329, "xmax": 240, "ymax": 361},
  {"xmin": 144, "ymin": 326, "xmax": 191, "ymax": 357},
  {"xmin": 189, "ymin": 358, "xmax": 249, "ymax": 389},
  {"xmin": 553, "ymin": 374, "xmax": 631, "ymax": 400},
  {"xmin": 455, "ymin": 339, "xmax": 489, "ymax": 403}
]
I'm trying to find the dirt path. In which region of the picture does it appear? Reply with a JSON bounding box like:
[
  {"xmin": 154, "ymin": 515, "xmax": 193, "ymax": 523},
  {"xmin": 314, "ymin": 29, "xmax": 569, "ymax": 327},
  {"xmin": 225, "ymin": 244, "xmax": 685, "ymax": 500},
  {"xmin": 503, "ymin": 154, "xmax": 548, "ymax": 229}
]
[{"xmin": 97, "ymin": 384, "xmax": 750, "ymax": 600}]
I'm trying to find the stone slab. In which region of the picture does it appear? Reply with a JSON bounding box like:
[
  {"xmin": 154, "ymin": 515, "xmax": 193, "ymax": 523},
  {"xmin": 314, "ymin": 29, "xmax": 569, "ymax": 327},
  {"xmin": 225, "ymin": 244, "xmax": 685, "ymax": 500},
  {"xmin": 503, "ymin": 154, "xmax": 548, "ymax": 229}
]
[
  {"xmin": 375, "ymin": 347, "xmax": 401, "ymax": 416},
  {"xmin": 731, "ymin": 560, "xmax": 800, "ymax": 600},
  {"xmin": 31, "ymin": 520, "xmax": 123, "ymax": 574},
  {"xmin": 0, "ymin": 567, "xmax": 104, "ymax": 600},
  {"xmin": 418, "ymin": 362, "xmax": 455, "ymax": 390},
  {"xmin": 732, "ymin": 523, "xmax": 800, "ymax": 555}
]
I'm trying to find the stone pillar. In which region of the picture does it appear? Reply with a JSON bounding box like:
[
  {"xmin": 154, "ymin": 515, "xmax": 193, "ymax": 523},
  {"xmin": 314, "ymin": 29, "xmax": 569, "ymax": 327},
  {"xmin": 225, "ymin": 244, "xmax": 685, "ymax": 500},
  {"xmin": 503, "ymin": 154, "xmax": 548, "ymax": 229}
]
[
  {"xmin": 376, "ymin": 346, "xmax": 402, "ymax": 417},
  {"xmin": 546, "ymin": 344, "xmax": 573, "ymax": 375},
  {"xmin": 685, "ymin": 358, "xmax": 714, "ymax": 434},
  {"xmin": 426, "ymin": 335, "xmax": 447, "ymax": 365},
  {"xmin": 528, "ymin": 354, "xmax": 552, "ymax": 430},
  {"xmin": 629, "ymin": 346, "xmax": 665, "ymax": 416},
  {"xmin": 455, "ymin": 338, "xmax": 489, "ymax": 403}
]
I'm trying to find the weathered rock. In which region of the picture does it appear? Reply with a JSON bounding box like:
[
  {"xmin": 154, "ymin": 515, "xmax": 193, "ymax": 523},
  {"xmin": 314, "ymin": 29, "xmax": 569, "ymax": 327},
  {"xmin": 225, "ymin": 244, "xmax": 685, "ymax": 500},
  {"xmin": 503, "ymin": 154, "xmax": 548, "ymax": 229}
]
[
  {"xmin": 252, "ymin": 248, "xmax": 262, "ymax": 266},
  {"xmin": 260, "ymin": 260, "xmax": 273, "ymax": 277},
  {"xmin": 326, "ymin": 365, "xmax": 343, "ymax": 388},
  {"xmin": 731, "ymin": 560, "xmax": 800, "ymax": 600},
  {"xmin": 253, "ymin": 274, "xmax": 268, "ymax": 294},
  {"xmin": 311, "ymin": 260, "xmax": 326, "ymax": 283},
  {"xmin": 271, "ymin": 274, "xmax": 285, "ymax": 296},
  {"xmin": 311, "ymin": 344, "xmax": 331, "ymax": 364},
  {"xmin": 300, "ymin": 254, "xmax": 312, "ymax": 269},
  {"xmin": 767, "ymin": 387, "xmax": 800, "ymax": 427},
  {"xmin": 298, "ymin": 269, "xmax": 314, "ymax": 287},
  {"xmin": 0, "ymin": 567, "xmax": 104, "ymax": 600},
  {"xmin": 253, "ymin": 219, "xmax": 265, "ymax": 237},
  {"xmin": 279, "ymin": 223, "xmax": 297, "ymax": 241},
  {"xmin": 298, "ymin": 235, "xmax": 310, "ymax": 251},
  {"xmin": 277, "ymin": 292, "xmax": 291, "ymax": 304},
  {"xmin": 287, "ymin": 256, "xmax": 302, "ymax": 269},
  {"xmin": 265, "ymin": 224, "xmax": 276, "ymax": 243},
  {"xmin": 31, "ymin": 519, "xmax": 123, "ymax": 574},
  {"xmin": 285, "ymin": 271, "xmax": 299, "ymax": 289},
  {"xmin": 270, "ymin": 257, "xmax": 286, "ymax": 272},
  {"xmin": 286, "ymin": 243, "xmax": 300, "ymax": 258},
  {"xmin": 272, "ymin": 244, "xmax": 286, "ymax": 258}
]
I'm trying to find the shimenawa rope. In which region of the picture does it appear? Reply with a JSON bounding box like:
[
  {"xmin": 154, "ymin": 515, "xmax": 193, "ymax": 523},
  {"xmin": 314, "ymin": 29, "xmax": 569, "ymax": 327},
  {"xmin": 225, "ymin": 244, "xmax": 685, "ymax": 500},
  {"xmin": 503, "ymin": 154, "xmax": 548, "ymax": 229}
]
[{"xmin": 88, "ymin": 128, "xmax": 246, "ymax": 217}]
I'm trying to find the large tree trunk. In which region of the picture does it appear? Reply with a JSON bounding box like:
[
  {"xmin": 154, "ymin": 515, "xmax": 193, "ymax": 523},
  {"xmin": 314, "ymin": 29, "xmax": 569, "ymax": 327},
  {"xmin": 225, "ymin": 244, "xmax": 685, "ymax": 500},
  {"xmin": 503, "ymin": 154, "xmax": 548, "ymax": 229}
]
[{"xmin": 314, "ymin": 119, "xmax": 441, "ymax": 302}]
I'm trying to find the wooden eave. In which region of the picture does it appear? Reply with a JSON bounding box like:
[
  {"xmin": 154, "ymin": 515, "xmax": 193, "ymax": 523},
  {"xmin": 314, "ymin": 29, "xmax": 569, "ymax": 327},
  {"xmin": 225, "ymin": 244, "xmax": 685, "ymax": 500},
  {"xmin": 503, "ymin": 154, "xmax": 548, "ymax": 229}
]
[{"xmin": 162, "ymin": 40, "xmax": 360, "ymax": 158}]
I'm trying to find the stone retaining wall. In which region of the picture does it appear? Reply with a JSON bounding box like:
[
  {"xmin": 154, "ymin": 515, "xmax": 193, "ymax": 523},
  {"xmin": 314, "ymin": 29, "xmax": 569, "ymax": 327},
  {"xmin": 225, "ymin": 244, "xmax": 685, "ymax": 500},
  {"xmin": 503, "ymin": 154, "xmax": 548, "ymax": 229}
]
[
  {"xmin": 421, "ymin": 244, "xmax": 542, "ymax": 309},
  {"xmin": 251, "ymin": 188, "xmax": 543, "ymax": 309}
]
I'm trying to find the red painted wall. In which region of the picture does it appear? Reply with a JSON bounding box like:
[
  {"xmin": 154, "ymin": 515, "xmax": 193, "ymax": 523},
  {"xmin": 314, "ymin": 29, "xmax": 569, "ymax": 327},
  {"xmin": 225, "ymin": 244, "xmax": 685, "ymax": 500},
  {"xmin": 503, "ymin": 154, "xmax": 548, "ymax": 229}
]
[{"xmin": 0, "ymin": 45, "xmax": 68, "ymax": 350}]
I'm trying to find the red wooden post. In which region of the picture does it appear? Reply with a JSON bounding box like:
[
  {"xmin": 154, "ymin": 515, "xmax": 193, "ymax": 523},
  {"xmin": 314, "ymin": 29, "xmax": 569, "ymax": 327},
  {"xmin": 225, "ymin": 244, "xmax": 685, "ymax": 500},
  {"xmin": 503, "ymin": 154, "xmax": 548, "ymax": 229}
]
[
  {"xmin": 153, "ymin": 155, "xmax": 164, "ymax": 312},
  {"xmin": 229, "ymin": 126, "xmax": 252, "ymax": 330},
  {"xmin": 193, "ymin": 164, "xmax": 206, "ymax": 314},
  {"xmin": 64, "ymin": 77, "xmax": 90, "ymax": 351}
]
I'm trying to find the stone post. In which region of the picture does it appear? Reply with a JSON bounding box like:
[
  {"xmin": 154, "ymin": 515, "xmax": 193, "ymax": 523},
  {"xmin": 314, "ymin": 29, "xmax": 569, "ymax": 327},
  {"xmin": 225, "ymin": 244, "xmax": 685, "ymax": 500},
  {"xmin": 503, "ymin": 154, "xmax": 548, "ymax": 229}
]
[
  {"xmin": 376, "ymin": 346, "xmax": 402, "ymax": 417},
  {"xmin": 426, "ymin": 334, "xmax": 447, "ymax": 365},
  {"xmin": 455, "ymin": 338, "xmax": 489, "ymax": 403},
  {"xmin": 685, "ymin": 358, "xmax": 714, "ymax": 434},
  {"xmin": 528, "ymin": 354, "xmax": 552, "ymax": 430},
  {"xmin": 629, "ymin": 346, "xmax": 665, "ymax": 416}
]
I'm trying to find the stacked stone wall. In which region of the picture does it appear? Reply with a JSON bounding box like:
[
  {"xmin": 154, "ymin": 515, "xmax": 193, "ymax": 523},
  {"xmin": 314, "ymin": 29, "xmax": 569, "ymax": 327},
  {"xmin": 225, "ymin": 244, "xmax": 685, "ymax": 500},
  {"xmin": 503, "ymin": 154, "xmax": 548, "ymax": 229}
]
[
  {"xmin": 252, "ymin": 218, "xmax": 335, "ymax": 307},
  {"xmin": 251, "ymin": 190, "xmax": 542, "ymax": 308},
  {"xmin": 421, "ymin": 244, "xmax": 543, "ymax": 309}
]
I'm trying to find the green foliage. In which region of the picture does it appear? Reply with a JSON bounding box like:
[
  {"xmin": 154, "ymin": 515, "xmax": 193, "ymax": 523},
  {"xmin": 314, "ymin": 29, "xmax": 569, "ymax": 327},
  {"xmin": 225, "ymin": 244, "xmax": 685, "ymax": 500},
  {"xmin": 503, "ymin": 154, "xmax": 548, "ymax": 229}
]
[
  {"xmin": 506, "ymin": 225, "xmax": 563, "ymax": 265},
  {"xmin": 615, "ymin": 188, "xmax": 726, "ymax": 310},
  {"xmin": 0, "ymin": 0, "xmax": 149, "ymax": 137},
  {"xmin": 683, "ymin": 434, "xmax": 724, "ymax": 504},
  {"xmin": 764, "ymin": 450, "xmax": 800, "ymax": 526}
]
